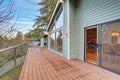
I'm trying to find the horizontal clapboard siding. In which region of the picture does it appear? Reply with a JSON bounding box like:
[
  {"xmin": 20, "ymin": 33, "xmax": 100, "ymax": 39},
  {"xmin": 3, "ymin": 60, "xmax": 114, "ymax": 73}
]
[
  {"xmin": 69, "ymin": 1, "xmax": 80, "ymax": 59},
  {"xmin": 73, "ymin": 0, "xmax": 120, "ymax": 60}
]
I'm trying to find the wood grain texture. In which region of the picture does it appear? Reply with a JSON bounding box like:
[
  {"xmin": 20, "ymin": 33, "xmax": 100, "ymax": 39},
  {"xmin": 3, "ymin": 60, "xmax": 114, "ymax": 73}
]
[{"xmin": 19, "ymin": 47, "xmax": 120, "ymax": 80}]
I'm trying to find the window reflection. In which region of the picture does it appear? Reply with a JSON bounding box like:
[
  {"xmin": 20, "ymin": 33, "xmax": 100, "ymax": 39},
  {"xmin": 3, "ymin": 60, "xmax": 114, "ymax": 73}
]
[
  {"xmin": 51, "ymin": 23, "xmax": 55, "ymax": 31},
  {"xmin": 50, "ymin": 33, "xmax": 55, "ymax": 50},
  {"xmin": 56, "ymin": 30, "xmax": 62, "ymax": 53},
  {"xmin": 101, "ymin": 22, "xmax": 120, "ymax": 73},
  {"xmin": 50, "ymin": 10, "xmax": 63, "ymax": 54},
  {"xmin": 56, "ymin": 11, "xmax": 63, "ymax": 29}
]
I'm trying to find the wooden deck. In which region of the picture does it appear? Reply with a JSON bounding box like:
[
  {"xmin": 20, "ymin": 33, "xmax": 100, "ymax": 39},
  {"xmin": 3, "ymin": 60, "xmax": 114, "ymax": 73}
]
[{"xmin": 19, "ymin": 47, "xmax": 120, "ymax": 80}]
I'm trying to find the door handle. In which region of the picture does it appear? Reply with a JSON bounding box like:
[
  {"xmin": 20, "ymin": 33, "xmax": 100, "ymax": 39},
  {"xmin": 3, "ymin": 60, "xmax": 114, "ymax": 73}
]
[{"xmin": 97, "ymin": 43, "xmax": 102, "ymax": 47}]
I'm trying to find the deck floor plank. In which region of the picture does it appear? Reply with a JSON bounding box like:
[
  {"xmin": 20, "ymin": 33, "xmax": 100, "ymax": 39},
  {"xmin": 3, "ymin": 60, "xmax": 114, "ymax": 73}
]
[
  {"xmin": 40, "ymin": 56, "xmax": 59, "ymax": 80},
  {"xmin": 37, "ymin": 53, "xmax": 48, "ymax": 80},
  {"xmin": 19, "ymin": 47, "xmax": 120, "ymax": 80},
  {"xmin": 40, "ymin": 55, "xmax": 54, "ymax": 80},
  {"xmin": 44, "ymin": 51, "xmax": 89, "ymax": 80},
  {"xmin": 28, "ymin": 53, "xmax": 33, "ymax": 80},
  {"xmin": 44, "ymin": 55, "xmax": 74, "ymax": 80},
  {"xmin": 22, "ymin": 53, "xmax": 30, "ymax": 80},
  {"xmin": 33, "ymin": 54, "xmax": 43, "ymax": 80},
  {"xmin": 31, "ymin": 54, "xmax": 38, "ymax": 80},
  {"xmin": 18, "ymin": 55, "xmax": 28, "ymax": 80},
  {"xmin": 41, "ymin": 54, "xmax": 62, "ymax": 80}
]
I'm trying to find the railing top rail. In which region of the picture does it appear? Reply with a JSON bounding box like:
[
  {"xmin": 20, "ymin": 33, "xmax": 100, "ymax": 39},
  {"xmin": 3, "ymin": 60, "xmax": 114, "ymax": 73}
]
[{"xmin": 0, "ymin": 42, "xmax": 27, "ymax": 53}]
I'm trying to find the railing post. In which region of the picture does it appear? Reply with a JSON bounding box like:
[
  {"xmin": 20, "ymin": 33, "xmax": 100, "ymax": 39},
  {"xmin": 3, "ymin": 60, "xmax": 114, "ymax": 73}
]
[
  {"xmin": 21, "ymin": 45, "xmax": 23, "ymax": 64},
  {"xmin": 23, "ymin": 44, "xmax": 25, "ymax": 61},
  {"xmin": 25, "ymin": 43, "xmax": 28, "ymax": 56},
  {"xmin": 14, "ymin": 47, "xmax": 17, "ymax": 80}
]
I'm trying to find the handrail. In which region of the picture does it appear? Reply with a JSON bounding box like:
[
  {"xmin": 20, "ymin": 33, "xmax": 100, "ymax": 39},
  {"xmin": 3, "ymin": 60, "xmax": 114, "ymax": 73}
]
[
  {"xmin": 0, "ymin": 42, "xmax": 27, "ymax": 53},
  {"xmin": 0, "ymin": 42, "xmax": 28, "ymax": 80}
]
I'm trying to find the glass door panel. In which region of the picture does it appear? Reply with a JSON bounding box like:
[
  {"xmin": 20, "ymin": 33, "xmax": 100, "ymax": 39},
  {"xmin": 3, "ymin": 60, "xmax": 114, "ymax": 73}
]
[
  {"xmin": 101, "ymin": 22, "xmax": 120, "ymax": 74},
  {"xmin": 85, "ymin": 27, "xmax": 97, "ymax": 64}
]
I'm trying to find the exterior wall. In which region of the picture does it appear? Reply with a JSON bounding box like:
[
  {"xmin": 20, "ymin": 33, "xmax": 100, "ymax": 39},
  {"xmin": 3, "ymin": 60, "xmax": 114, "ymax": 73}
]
[
  {"xmin": 40, "ymin": 37, "xmax": 47, "ymax": 47},
  {"xmin": 69, "ymin": 0, "xmax": 81, "ymax": 59},
  {"xmin": 71, "ymin": 0, "xmax": 120, "ymax": 60},
  {"xmin": 63, "ymin": 0, "xmax": 82, "ymax": 60},
  {"xmin": 40, "ymin": 37, "xmax": 45, "ymax": 47},
  {"xmin": 48, "ymin": 0, "xmax": 120, "ymax": 60}
]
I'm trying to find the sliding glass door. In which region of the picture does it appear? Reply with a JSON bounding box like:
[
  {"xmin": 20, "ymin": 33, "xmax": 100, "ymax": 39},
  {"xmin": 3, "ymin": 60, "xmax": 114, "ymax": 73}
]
[
  {"xmin": 100, "ymin": 21, "xmax": 120, "ymax": 74},
  {"xmin": 85, "ymin": 21, "xmax": 120, "ymax": 74}
]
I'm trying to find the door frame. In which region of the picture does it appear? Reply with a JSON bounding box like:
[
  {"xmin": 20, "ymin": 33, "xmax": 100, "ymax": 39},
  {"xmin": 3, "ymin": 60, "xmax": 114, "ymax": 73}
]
[{"xmin": 84, "ymin": 26, "xmax": 99, "ymax": 65}]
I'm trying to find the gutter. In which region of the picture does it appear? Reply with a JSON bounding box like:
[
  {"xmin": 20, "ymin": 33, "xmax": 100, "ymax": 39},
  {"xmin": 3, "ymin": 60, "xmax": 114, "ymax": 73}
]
[{"xmin": 67, "ymin": 0, "xmax": 70, "ymax": 60}]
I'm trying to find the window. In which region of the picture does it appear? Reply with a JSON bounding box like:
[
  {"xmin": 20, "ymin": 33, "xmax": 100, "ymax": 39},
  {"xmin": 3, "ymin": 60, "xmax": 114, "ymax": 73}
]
[
  {"xmin": 56, "ymin": 11, "xmax": 63, "ymax": 29},
  {"xmin": 49, "ymin": 10, "xmax": 63, "ymax": 54},
  {"xmin": 50, "ymin": 33, "xmax": 55, "ymax": 50},
  {"xmin": 55, "ymin": 30, "xmax": 63, "ymax": 53},
  {"xmin": 101, "ymin": 21, "xmax": 120, "ymax": 73}
]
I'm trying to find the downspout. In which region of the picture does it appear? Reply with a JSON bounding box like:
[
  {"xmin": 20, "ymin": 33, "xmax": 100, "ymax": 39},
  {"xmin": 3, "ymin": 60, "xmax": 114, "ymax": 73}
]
[{"xmin": 67, "ymin": 0, "xmax": 70, "ymax": 60}]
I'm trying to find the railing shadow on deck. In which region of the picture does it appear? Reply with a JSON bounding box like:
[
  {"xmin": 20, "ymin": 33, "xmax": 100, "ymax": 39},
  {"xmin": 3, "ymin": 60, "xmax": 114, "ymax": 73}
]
[{"xmin": 0, "ymin": 43, "xmax": 28, "ymax": 80}]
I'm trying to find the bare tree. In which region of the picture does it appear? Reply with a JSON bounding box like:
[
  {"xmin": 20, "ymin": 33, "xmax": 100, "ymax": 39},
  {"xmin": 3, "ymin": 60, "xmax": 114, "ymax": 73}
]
[
  {"xmin": 0, "ymin": 0, "xmax": 17, "ymax": 38},
  {"xmin": 0, "ymin": 0, "xmax": 16, "ymax": 24},
  {"xmin": 0, "ymin": 0, "xmax": 19, "ymax": 49}
]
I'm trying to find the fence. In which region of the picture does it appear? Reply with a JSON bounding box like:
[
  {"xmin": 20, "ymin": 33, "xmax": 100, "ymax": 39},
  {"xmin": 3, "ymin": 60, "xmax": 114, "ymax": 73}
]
[{"xmin": 0, "ymin": 43, "xmax": 28, "ymax": 80}]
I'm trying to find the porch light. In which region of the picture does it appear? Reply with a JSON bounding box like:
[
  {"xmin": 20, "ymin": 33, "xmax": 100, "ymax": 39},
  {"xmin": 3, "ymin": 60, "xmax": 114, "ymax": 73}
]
[
  {"xmin": 112, "ymin": 32, "xmax": 119, "ymax": 36},
  {"xmin": 62, "ymin": 32, "xmax": 68, "ymax": 38}
]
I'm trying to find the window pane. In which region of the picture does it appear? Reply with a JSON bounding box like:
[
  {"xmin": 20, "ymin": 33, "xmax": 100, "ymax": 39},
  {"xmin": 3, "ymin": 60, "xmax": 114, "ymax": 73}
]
[
  {"xmin": 51, "ymin": 23, "xmax": 55, "ymax": 31},
  {"xmin": 101, "ymin": 21, "xmax": 120, "ymax": 73},
  {"xmin": 56, "ymin": 11, "xmax": 63, "ymax": 29},
  {"xmin": 50, "ymin": 33, "xmax": 55, "ymax": 50},
  {"xmin": 55, "ymin": 30, "xmax": 62, "ymax": 53}
]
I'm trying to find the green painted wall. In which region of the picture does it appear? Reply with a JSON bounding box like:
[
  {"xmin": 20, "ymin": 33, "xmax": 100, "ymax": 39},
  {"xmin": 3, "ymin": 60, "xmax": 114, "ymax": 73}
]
[{"xmin": 69, "ymin": 0, "xmax": 120, "ymax": 60}]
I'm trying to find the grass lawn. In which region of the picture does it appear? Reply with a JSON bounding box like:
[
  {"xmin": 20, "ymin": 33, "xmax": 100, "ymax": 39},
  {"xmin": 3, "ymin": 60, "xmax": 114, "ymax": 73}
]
[{"xmin": 0, "ymin": 65, "xmax": 22, "ymax": 80}]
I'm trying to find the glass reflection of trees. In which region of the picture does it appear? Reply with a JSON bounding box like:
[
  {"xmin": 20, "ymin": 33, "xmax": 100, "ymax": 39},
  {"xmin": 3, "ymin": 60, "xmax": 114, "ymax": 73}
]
[
  {"xmin": 56, "ymin": 30, "xmax": 62, "ymax": 53},
  {"xmin": 56, "ymin": 11, "xmax": 63, "ymax": 29},
  {"xmin": 101, "ymin": 22, "xmax": 120, "ymax": 73},
  {"xmin": 50, "ymin": 10, "xmax": 63, "ymax": 53},
  {"xmin": 50, "ymin": 33, "xmax": 55, "ymax": 50},
  {"xmin": 50, "ymin": 31, "xmax": 63, "ymax": 53}
]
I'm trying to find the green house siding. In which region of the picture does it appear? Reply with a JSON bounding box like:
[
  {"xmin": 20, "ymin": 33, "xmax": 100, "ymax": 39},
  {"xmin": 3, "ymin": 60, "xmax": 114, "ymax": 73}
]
[
  {"xmin": 69, "ymin": 1, "xmax": 80, "ymax": 59},
  {"xmin": 63, "ymin": 0, "xmax": 79, "ymax": 59},
  {"xmin": 76, "ymin": 0, "xmax": 120, "ymax": 27},
  {"xmin": 48, "ymin": 0, "xmax": 120, "ymax": 60},
  {"xmin": 64, "ymin": 0, "xmax": 120, "ymax": 60},
  {"xmin": 68, "ymin": 0, "xmax": 120, "ymax": 60}
]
